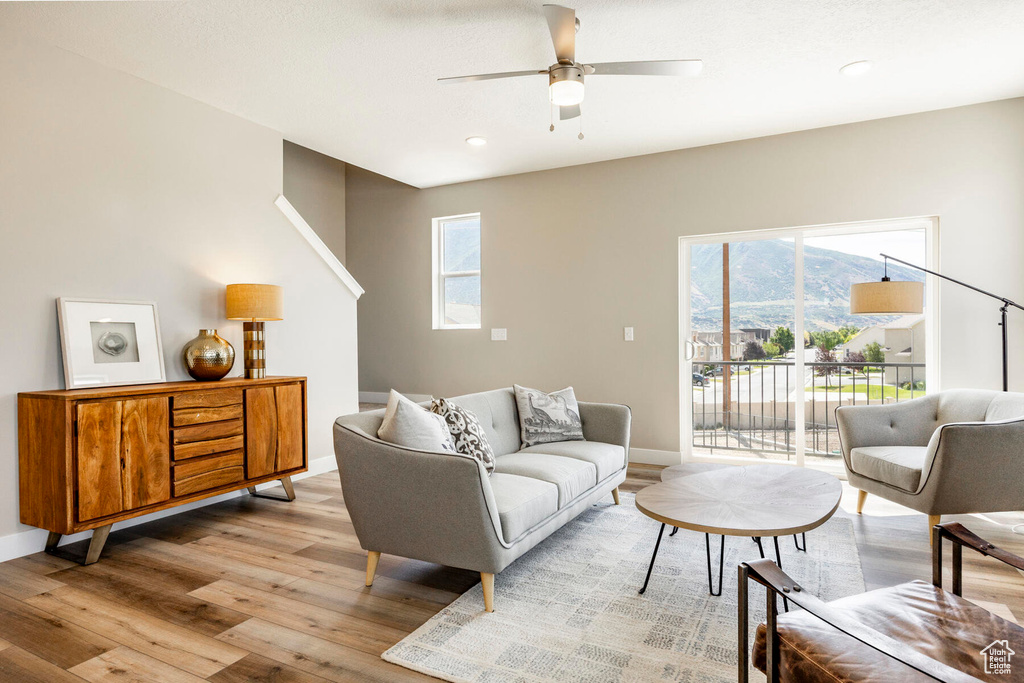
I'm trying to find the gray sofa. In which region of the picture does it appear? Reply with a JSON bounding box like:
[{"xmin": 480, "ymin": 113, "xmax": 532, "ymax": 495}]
[
  {"xmin": 836, "ymin": 389, "xmax": 1024, "ymax": 541},
  {"xmin": 333, "ymin": 387, "xmax": 631, "ymax": 612}
]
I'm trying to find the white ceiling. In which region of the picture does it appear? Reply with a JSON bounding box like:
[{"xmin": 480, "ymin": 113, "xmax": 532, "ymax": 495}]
[{"xmin": 4, "ymin": 1, "xmax": 1024, "ymax": 188}]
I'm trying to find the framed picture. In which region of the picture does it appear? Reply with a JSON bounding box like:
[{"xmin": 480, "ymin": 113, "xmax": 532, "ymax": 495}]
[{"xmin": 57, "ymin": 298, "xmax": 166, "ymax": 389}]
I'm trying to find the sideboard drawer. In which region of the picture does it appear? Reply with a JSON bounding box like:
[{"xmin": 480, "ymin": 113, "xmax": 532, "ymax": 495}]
[
  {"xmin": 172, "ymin": 403, "xmax": 243, "ymax": 427},
  {"xmin": 173, "ymin": 450, "xmax": 244, "ymax": 481},
  {"xmin": 173, "ymin": 434, "xmax": 244, "ymax": 460},
  {"xmin": 173, "ymin": 419, "xmax": 243, "ymax": 445},
  {"xmin": 172, "ymin": 389, "xmax": 242, "ymax": 410},
  {"xmin": 173, "ymin": 466, "xmax": 244, "ymax": 497}
]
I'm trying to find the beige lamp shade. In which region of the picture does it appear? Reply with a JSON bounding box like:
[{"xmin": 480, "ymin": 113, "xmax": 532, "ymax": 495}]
[
  {"xmin": 850, "ymin": 280, "xmax": 923, "ymax": 315},
  {"xmin": 226, "ymin": 284, "xmax": 283, "ymax": 321}
]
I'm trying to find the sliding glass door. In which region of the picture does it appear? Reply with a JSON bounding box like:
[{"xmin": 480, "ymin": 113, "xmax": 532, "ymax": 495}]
[{"xmin": 680, "ymin": 218, "xmax": 936, "ymax": 470}]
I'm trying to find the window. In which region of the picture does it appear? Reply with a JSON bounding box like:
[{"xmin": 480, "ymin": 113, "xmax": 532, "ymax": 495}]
[{"xmin": 432, "ymin": 213, "xmax": 481, "ymax": 329}]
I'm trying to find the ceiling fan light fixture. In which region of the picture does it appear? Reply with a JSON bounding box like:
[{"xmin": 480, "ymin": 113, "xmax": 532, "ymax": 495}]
[
  {"xmin": 549, "ymin": 64, "xmax": 585, "ymax": 106},
  {"xmin": 550, "ymin": 79, "xmax": 584, "ymax": 106}
]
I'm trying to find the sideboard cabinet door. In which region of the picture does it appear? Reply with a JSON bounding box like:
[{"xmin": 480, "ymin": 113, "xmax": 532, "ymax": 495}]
[
  {"xmin": 77, "ymin": 397, "xmax": 170, "ymax": 522},
  {"xmin": 245, "ymin": 384, "xmax": 304, "ymax": 479}
]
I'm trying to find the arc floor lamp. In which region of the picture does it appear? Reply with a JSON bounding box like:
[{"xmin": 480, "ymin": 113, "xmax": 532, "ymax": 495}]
[{"xmin": 851, "ymin": 254, "xmax": 1023, "ymax": 391}]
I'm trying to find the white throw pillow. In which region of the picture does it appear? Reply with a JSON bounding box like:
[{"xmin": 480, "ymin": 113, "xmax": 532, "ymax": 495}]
[{"xmin": 378, "ymin": 390, "xmax": 457, "ymax": 453}]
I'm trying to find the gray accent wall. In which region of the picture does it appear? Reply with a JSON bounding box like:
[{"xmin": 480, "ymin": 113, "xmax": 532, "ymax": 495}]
[
  {"xmin": 0, "ymin": 34, "xmax": 359, "ymax": 541},
  {"xmin": 346, "ymin": 97, "xmax": 1024, "ymax": 454},
  {"xmin": 283, "ymin": 141, "xmax": 347, "ymax": 264}
]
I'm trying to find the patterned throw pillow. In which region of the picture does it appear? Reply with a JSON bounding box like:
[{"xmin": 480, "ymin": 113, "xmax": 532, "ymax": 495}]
[
  {"xmin": 513, "ymin": 384, "xmax": 585, "ymax": 447},
  {"xmin": 430, "ymin": 398, "xmax": 495, "ymax": 473}
]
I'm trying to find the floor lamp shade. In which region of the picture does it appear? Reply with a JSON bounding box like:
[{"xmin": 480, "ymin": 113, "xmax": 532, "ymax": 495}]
[
  {"xmin": 849, "ymin": 280, "xmax": 924, "ymax": 315},
  {"xmin": 226, "ymin": 284, "xmax": 283, "ymax": 379}
]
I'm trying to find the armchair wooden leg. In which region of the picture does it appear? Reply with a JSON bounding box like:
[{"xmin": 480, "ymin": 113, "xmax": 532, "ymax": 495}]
[
  {"xmin": 611, "ymin": 487, "xmax": 621, "ymax": 505},
  {"xmin": 856, "ymin": 490, "xmax": 867, "ymax": 514},
  {"xmin": 481, "ymin": 572, "xmax": 494, "ymax": 613},
  {"xmin": 928, "ymin": 515, "xmax": 941, "ymax": 546},
  {"xmin": 365, "ymin": 551, "xmax": 381, "ymax": 587}
]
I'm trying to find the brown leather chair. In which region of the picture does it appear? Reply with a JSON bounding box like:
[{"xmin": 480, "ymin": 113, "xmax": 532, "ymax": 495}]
[{"xmin": 739, "ymin": 522, "xmax": 1024, "ymax": 682}]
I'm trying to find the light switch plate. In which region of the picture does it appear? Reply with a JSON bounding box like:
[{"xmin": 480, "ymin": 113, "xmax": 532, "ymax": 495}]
[
  {"xmin": 624, "ymin": 326, "xmax": 634, "ymax": 341},
  {"xmin": 491, "ymin": 328, "xmax": 507, "ymax": 341}
]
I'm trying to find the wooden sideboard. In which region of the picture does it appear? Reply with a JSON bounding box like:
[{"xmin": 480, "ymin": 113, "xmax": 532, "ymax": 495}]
[{"xmin": 19, "ymin": 376, "xmax": 307, "ymax": 564}]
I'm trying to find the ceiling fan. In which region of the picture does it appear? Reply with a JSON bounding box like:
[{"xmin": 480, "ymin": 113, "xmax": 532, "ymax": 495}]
[{"xmin": 438, "ymin": 4, "xmax": 703, "ymax": 129}]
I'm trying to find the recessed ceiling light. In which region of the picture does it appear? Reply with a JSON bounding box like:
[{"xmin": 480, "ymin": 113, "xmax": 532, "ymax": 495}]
[
  {"xmin": 465, "ymin": 136, "xmax": 487, "ymax": 146},
  {"xmin": 839, "ymin": 60, "xmax": 872, "ymax": 77}
]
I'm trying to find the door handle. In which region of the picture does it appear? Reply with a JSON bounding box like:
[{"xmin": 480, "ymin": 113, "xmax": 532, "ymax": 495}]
[{"xmin": 684, "ymin": 340, "xmax": 696, "ymax": 361}]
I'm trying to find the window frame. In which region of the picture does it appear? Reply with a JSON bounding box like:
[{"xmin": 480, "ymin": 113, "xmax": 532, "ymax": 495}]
[{"xmin": 431, "ymin": 212, "xmax": 482, "ymax": 330}]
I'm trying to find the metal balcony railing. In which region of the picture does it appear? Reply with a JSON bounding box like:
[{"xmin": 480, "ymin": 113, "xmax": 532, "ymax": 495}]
[{"xmin": 691, "ymin": 360, "xmax": 926, "ymax": 461}]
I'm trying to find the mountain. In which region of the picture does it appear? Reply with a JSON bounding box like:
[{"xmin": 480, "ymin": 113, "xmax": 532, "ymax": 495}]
[{"xmin": 690, "ymin": 240, "xmax": 925, "ymax": 331}]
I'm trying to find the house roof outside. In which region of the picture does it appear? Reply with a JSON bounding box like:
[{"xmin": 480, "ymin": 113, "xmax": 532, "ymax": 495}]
[{"xmin": 881, "ymin": 314, "xmax": 926, "ymax": 329}]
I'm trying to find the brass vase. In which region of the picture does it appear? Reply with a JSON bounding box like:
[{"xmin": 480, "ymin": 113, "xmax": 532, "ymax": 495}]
[{"xmin": 182, "ymin": 329, "xmax": 235, "ymax": 381}]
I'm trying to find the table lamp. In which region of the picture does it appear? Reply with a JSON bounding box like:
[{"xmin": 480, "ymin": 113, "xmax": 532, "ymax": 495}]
[{"xmin": 226, "ymin": 284, "xmax": 283, "ymax": 379}]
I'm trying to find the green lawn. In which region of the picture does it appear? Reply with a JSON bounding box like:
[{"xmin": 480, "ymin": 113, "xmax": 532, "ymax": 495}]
[{"xmin": 821, "ymin": 384, "xmax": 916, "ymax": 399}]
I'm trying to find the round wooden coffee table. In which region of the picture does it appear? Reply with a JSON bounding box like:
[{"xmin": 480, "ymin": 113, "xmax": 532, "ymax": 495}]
[{"xmin": 635, "ymin": 464, "xmax": 841, "ymax": 595}]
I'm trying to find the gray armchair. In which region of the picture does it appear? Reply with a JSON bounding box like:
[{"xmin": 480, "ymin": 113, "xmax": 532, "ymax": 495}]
[{"xmin": 836, "ymin": 389, "xmax": 1024, "ymax": 540}]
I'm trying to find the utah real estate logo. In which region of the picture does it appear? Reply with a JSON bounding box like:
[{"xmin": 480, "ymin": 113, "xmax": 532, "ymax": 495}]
[{"xmin": 982, "ymin": 640, "xmax": 1015, "ymax": 675}]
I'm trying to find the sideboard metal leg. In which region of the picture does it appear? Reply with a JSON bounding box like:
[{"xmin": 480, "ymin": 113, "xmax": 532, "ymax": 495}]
[
  {"xmin": 45, "ymin": 524, "xmax": 111, "ymax": 565},
  {"xmin": 638, "ymin": 523, "xmax": 666, "ymax": 595},
  {"xmin": 84, "ymin": 525, "xmax": 111, "ymax": 565},
  {"xmin": 248, "ymin": 476, "xmax": 297, "ymax": 502}
]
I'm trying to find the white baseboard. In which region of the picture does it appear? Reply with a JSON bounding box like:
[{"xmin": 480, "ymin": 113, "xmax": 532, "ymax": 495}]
[
  {"xmin": 630, "ymin": 448, "xmax": 682, "ymax": 466},
  {"xmin": 0, "ymin": 455, "xmax": 339, "ymax": 564},
  {"xmin": 359, "ymin": 391, "xmax": 432, "ymax": 404}
]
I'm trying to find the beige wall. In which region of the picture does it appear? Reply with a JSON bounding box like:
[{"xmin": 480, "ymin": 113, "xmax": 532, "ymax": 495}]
[
  {"xmin": 347, "ymin": 97, "xmax": 1024, "ymax": 454},
  {"xmin": 283, "ymin": 141, "xmax": 347, "ymax": 264},
  {"xmin": 0, "ymin": 34, "xmax": 359, "ymax": 543}
]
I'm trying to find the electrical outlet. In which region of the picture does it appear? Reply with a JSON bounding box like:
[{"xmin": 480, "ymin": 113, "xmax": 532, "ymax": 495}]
[
  {"xmin": 624, "ymin": 326, "xmax": 634, "ymax": 342},
  {"xmin": 491, "ymin": 328, "xmax": 507, "ymax": 341}
]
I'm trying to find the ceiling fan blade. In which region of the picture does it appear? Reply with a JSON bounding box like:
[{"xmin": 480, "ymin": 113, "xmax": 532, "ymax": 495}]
[
  {"xmin": 542, "ymin": 4, "xmax": 576, "ymax": 64},
  {"xmin": 557, "ymin": 104, "xmax": 581, "ymax": 120},
  {"xmin": 586, "ymin": 59, "xmax": 703, "ymax": 76},
  {"xmin": 559, "ymin": 104, "xmax": 581, "ymax": 120},
  {"xmin": 438, "ymin": 70, "xmax": 547, "ymax": 84}
]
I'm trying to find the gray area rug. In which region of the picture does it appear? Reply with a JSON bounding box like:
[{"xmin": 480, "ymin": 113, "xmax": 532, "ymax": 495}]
[{"xmin": 383, "ymin": 492, "xmax": 865, "ymax": 682}]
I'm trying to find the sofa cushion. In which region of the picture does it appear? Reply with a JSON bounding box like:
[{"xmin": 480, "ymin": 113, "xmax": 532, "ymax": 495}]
[
  {"xmin": 493, "ymin": 453, "xmax": 597, "ymax": 507},
  {"xmin": 850, "ymin": 445, "xmax": 927, "ymax": 492},
  {"xmin": 513, "ymin": 385, "xmax": 584, "ymax": 447},
  {"xmin": 488, "ymin": 473, "xmax": 558, "ymax": 542},
  {"xmin": 447, "ymin": 388, "xmax": 522, "ymax": 457},
  {"xmin": 519, "ymin": 441, "xmax": 625, "ymax": 481}
]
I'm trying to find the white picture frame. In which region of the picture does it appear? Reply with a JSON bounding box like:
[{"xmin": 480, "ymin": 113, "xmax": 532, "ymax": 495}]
[{"xmin": 57, "ymin": 298, "xmax": 166, "ymax": 389}]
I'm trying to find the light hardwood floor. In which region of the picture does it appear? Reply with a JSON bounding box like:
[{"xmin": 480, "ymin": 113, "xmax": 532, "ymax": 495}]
[{"xmin": 0, "ymin": 465, "xmax": 1022, "ymax": 681}]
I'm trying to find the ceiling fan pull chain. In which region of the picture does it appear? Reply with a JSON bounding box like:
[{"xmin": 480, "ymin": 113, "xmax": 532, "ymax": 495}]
[
  {"xmin": 578, "ymin": 111, "xmax": 584, "ymax": 140},
  {"xmin": 550, "ymin": 104, "xmax": 555, "ymax": 132}
]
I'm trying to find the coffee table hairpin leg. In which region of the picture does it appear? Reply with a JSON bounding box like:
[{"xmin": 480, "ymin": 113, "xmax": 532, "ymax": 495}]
[
  {"xmin": 794, "ymin": 532, "xmax": 807, "ymax": 551},
  {"xmin": 638, "ymin": 523, "xmax": 666, "ymax": 595},
  {"xmin": 706, "ymin": 533, "xmax": 726, "ymax": 596}
]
